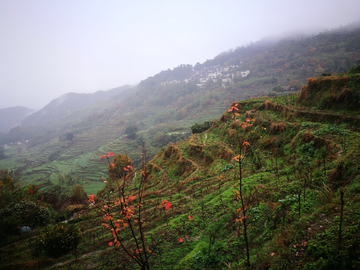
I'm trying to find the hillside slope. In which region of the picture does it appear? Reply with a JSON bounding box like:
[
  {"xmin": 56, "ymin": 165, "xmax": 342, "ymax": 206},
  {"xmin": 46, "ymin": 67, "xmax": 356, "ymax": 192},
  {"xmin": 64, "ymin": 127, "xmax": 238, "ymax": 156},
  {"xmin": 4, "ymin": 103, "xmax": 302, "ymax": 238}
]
[{"xmin": 1, "ymin": 71, "xmax": 360, "ymax": 269}]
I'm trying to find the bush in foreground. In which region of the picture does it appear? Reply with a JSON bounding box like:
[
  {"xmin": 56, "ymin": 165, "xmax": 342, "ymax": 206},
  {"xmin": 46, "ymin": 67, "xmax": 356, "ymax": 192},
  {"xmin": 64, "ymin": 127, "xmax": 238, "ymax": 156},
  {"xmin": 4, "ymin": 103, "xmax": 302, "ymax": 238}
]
[{"xmin": 31, "ymin": 223, "xmax": 82, "ymax": 259}]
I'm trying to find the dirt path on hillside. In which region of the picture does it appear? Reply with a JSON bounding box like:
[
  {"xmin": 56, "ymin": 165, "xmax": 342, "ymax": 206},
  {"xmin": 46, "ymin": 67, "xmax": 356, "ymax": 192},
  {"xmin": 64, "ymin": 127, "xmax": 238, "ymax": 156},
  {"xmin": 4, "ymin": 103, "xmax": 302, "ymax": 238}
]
[{"xmin": 53, "ymin": 249, "xmax": 104, "ymax": 268}]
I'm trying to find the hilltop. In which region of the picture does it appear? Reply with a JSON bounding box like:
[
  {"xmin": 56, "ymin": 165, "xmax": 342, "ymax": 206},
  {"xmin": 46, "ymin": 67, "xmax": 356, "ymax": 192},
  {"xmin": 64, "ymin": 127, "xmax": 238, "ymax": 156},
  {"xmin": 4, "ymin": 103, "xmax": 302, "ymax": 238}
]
[
  {"xmin": 1, "ymin": 69, "xmax": 360, "ymax": 269},
  {"xmin": 21, "ymin": 85, "xmax": 133, "ymax": 128}
]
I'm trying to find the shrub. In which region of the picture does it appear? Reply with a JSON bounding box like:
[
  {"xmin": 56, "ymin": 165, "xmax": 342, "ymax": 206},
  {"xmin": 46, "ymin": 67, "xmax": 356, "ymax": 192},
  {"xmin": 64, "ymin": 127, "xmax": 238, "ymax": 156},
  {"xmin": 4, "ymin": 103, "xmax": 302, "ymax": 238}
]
[
  {"xmin": 107, "ymin": 154, "xmax": 132, "ymax": 179},
  {"xmin": 191, "ymin": 120, "xmax": 214, "ymax": 134},
  {"xmin": 125, "ymin": 125, "xmax": 138, "ymax": 139},
  {"xmin": 0, "ymin": 200, "xmax": 51, "ymax": 229},
  {"xmin": 347, "ymin": 64, "xmax": 360, "ymax": 74},
  {"xmin": 220, "ymin": 164, "xmax": 235, "ymax": 172},
  {"xmin": 270, "ymin": 122, "xmax": 287, "ymax": 134},
  {"xmin": 272, "ymin": 85, "xmax": 285, "ymax": 92},
  {"xmin": 31, "ymin": 223, "xmax": 82, "ymax": 258}
]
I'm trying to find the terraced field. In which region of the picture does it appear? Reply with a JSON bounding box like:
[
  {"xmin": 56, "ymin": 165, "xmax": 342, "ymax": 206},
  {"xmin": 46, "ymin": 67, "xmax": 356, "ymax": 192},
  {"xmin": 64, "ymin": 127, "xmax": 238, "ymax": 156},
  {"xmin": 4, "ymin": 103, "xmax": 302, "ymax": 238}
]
[
  {"xmin": 2, "ymin": 85, "xmax": 360, "ymax": 269},
  {"xmin": 1, "ymin": 97, "xmax": 227, "ymax": 194}
]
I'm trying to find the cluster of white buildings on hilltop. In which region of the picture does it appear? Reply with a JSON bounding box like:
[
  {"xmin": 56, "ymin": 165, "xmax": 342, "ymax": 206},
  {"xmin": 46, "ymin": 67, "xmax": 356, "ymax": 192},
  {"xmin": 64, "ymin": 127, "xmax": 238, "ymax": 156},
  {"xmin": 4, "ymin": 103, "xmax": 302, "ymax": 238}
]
[
  {"xmin": 3, "ymin": 140, "xmax": 29, "ymax": 149},
  {"xmin": 160, "ymin": 64, "xmax": 250, "ymax": 87}
]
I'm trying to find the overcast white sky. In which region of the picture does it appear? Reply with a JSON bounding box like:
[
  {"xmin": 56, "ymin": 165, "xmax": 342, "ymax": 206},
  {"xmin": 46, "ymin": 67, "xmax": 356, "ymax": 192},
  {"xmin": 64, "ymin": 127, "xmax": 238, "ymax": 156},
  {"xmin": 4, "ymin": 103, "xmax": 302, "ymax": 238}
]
[{"xmin": 1, "ymin": 0, "xmax": 360, "ymax": 110}]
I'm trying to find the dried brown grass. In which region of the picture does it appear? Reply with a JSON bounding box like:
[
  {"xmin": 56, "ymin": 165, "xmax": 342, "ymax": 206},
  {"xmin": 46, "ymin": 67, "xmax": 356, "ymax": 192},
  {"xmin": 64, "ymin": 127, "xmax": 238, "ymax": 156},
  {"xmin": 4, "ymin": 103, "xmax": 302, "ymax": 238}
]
[
  {"xmin": 298, "ymin": 76, "xmax": 351, "ymax": 105},
  {"xmin": 264, "ymin": 100, "xmax": 274, "ymax": 110},
  {"xmin": 269, "ymin": 122, "xmax": 287, "ymax": 134},
  {"xmin": 230, "ymin": 119, "xmax": 240, "ymax": 128},
  {"xmin": 301, "ymin": 131, "xmax": 315, "ymax": 143},
  {"xmin": 143, "ymin": 189, "xmax": 162, "ymax": 199},
  {"xmin": 163, "ymin": 143, "xmax": 179, "ymax": 158},
  {"xmin": 262, "ymin": 137, "xmax": 279, "ymax": 149},
  {"xmin": 245, "ymin": 109, "xmax": 256, "ymax": 118},
  {"xmin": 228, "ymin": 129, "xmax": 238, "ymax": 137},
  {"xmin": 338, "ymin": 87, "xmax": 354, "ymax": 100},
  {"xmin": 219, "ymin": 147, "xmax": 235, "ymax": 162},
  {"xmin": 180, "ymin": 175, "xmax": 201, "ymax": 185}
]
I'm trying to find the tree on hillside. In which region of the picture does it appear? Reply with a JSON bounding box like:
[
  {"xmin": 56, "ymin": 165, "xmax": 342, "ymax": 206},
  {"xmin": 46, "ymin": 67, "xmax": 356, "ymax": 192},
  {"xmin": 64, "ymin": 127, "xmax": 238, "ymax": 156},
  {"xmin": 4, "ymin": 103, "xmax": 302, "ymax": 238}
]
[
  {"xmin": 65, "ymin": 132, "xmax": 74, "ymax": 141},
  {"xmin": 191, "ymin": 120, "xmax": 214, "ymax": 134},
  {"xmin": 289, "ymin": 80, "xmax": 302, "ymax": 91},
  {"xmin": 125, "ymin": 125, "xmax": 138, "ymax": 139},
  {"xmin": 272, "ymin": 85, "xmax": 285, "ymax": 92},
  {"xmin": 347, "ymin": 64, "xmax": 360, "ymax": 74},
  {"xmin": 59, "ymin": 131, "xmax": 74, "ymax": 142},
  {"xmin": 93, "ymin": 145, "xmax": 176, "ymax": 269},
  {"xmin": 0, "ymin": 170, "xmax": 19, "ymax": 208},
  {"xmin": 107, "ymin": 153, "xmax": 132, "ymax": 180},
  {"xmin": 0, "ymin": 146, "xmax": 6, "ymax": 160}
]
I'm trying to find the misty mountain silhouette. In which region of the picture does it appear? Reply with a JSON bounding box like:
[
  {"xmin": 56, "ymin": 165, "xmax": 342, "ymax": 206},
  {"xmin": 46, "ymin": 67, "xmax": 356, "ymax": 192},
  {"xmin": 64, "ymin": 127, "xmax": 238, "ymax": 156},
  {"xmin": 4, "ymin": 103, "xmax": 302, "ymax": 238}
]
[
  {"xmin": 0, "ymin": 106, "xmax": 35, "ymax": 133},
  {"xmin": 21, "ymin": 85, "xmax": 132, "ymax": 127}
]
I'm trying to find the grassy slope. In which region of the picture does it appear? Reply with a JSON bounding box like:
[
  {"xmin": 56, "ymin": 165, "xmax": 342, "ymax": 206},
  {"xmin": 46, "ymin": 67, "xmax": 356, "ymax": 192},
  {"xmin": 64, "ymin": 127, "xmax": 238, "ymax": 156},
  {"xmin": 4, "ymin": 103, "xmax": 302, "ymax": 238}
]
[{"xmin": 1, "ymin": 74, "xmax": 360, "ymax": 269}]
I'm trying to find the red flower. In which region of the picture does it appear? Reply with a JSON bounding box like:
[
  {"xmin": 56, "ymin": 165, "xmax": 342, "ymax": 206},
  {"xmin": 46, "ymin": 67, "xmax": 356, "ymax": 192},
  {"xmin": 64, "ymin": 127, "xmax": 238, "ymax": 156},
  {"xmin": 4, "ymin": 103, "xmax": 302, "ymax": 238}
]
[
  {"xmin": 228, "ymin": 106, "xmax": 239, "ymax": 112},
  {"xmin": 164, "ymin": 202, "xmax": 171, "ymax": 210},
  {"xmin": 160, "ymin": 200, "xmax": 172, "ymax": 210},
  {"xmin": 188, "ymin": 215, "xmax": 193, "ymax": 220},
  {"xmin": 108, "ymin": 242, "xmax": 113, "ymax": 246},
  {"xmin": 178, "ymin": 238, "xmax": 183, "ymax": 243},
  {"xmin": 110, "ymin": 163, "xmax": 115, "ymax": 167},
  {"xmin": 100, "ymin": 155, "xmax": 108, "ymax": 159},
  {"xmin": 89, "ymin": 194, "xmax": 96, "ymax": 202},
  {"xmin": 108, "ymin": 152, "xmax": 114, "ymax": 156}
]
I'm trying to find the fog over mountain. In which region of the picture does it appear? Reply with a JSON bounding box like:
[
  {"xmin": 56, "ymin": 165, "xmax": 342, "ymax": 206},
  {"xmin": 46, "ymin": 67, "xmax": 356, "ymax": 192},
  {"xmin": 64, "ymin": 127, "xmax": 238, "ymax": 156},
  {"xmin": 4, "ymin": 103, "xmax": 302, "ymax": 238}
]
[
  {"xmin": 21, "ymin": 85, "xmax": 132, "ymax": 127},
  {"xmin": 1, "ymin": 0, "xmax": 360, "ymax": 109},
  {"xmin": 0, "ymin": 106, "xmax": 34, "ymax": 133}
]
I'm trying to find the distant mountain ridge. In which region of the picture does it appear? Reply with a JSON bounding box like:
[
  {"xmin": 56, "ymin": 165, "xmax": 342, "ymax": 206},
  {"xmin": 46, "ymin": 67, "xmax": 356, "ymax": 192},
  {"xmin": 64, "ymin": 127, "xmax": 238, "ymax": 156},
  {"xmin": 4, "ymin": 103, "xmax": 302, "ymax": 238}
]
[
  {"xmin": 21, "ymin": 85, "xmax": 133, "ymax": 127},
  {"xmin": 138, "ymin": 21, "xmax": 360, "ymax": 90},
  {"xmin": 0, "ymin": 106, "xmax": 35, "ymax": 133}
]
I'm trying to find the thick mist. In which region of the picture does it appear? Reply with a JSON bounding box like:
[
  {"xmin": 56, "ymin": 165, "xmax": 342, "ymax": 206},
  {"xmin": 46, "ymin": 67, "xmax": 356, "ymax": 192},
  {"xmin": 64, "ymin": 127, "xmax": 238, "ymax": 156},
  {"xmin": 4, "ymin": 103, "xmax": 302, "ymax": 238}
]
[{"xmin": 1, "ymin": 0, "xmax": 360, "ymax": 109}]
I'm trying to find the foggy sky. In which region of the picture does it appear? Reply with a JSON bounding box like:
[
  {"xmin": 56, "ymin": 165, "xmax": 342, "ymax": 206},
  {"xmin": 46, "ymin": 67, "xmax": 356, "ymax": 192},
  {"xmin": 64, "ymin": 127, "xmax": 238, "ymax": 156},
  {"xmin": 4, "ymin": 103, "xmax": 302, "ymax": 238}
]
[{"xmin": 1, "ymin": 0, "xmax": 360, "ymax": 110}]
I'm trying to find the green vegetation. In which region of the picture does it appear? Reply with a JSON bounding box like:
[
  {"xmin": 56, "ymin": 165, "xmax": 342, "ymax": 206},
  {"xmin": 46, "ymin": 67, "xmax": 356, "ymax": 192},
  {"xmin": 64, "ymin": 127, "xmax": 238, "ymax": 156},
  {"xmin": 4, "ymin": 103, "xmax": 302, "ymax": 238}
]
[
  {"xmin": 0, "ymin": 146, "xmax": 6, "ymax": 160},
  {"xmin": 191, "ymin": 120, "xmax": 214, "ymax": 134},
  {"xmin": 31, "ymin": 223, "xmax": 82, "ymax": 259},
  {"xmin": 125, "ymin": 125, "xmax": 139, "ymax": 139},
  {"xmin": 1, "ymin": 68, "xmax": 360, "ymax": 269}
]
